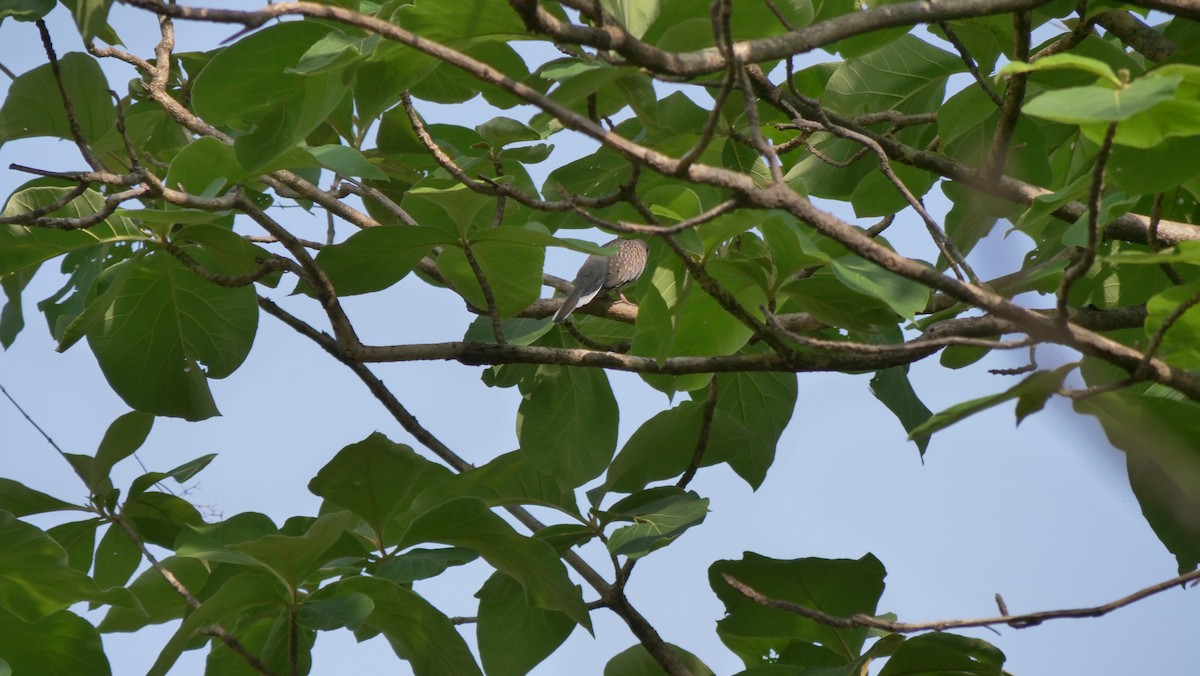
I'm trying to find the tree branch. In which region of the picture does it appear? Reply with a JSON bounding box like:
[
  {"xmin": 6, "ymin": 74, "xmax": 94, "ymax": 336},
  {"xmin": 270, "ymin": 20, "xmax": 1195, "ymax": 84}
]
[{"xmin": 722, "ymin": 567, "xmax": 1200, "ymax": 633}]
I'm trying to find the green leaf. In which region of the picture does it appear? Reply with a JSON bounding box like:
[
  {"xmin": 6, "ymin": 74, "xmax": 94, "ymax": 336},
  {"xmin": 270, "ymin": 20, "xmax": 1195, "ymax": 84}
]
[
  {"xmin": 90, "ymin": 411, "xmax": 154, "ymax": 493},
  {"xmin": 476, "ymin": 116, "xmax": 543, "ymax": 147},
  {"xmin": 309, "ymin": 225, "xmax": 452, "ymax": 296},
  {"xmin": 909, "ymin": 365, "xmax": 1074, "ymax": 439},
  {"xmin": 46, "ymin": 519, "xmax": 102, "ymax": 573},
  {"xmin": 0, "ymin": 511, "xmax": 133, "ymax": 622},
  {"xmin": 0, "ymin": 187, "xmax": 145, "ymax": 276},
  {"xmin": 191, "ymin": 22, "xmax": 348, "ymax": 170},
  {"xmin": 61, "ymin": 0, "xmax": 117, "ymax": 43},
  {"xmin": 878, "ymin": 632, "xmax": 1005, "ymax": 675},
  {"xmin": 823, "ymin": 35, "xmax": 961, "ymax": 118},
  {"xmin": 476, "ymin": 572, "xmax": 577, "ymax": 676},
  {"xmin": 710, "ymin": 553, "xmax": 886, "ymax": 666},
  {"xmin": 376, "ymin": 547, "xmax": 479, "ymax": 584},
  {"xmin": 605, "ymin": 490, "xmax": 709, "ymax": 559},
  {"xmin": 0, "ymin": 52, "xmax": 115, "ymax": 146},
  {"xmin": 86, "ymin": 251, "xmax": 258, "ymax": 420},
  {"xmin": 604, "ymin": 642, "xmax": 715, "ymax": 676},
  {"xmin": 1075, "ymin": 375, "xmax": 1200, "ymax": 572},
  {"xmin": 437, "ymin": 237, "xmax": 545, "ymax": 318},
  {"xmin": 1144, "ymin": 280, "xmax": 1200, "ymax": 369},
  {"xmin": 715, "ymin": 369, "xmax": 798, "ymax": 489},
  {"xmin": 605, "ymin": 399, "xmax": 707, "ymax": 493},
  {"xmin": 230, "ymin": 511, "xmax": 359, "ymax": 591},
  {"xmin": 1023, "ymin": 77, "xmax": 1181, "ymax": 124},
  {"xmin": 399, "ymin": 497, "xmax": 591, "ymax": 628},
  {"xmin": 92, "ymin": 523, "xmax": 141, "ymax": 591},
  {"xmin": 147, "ymin": 572, "xmax": 286, "ymax": 676},
  {"xmin": 164, "ymin": 137, "xmax": 248, "ymax": 197},
  {"xmin": 601, "ymin": 0, "xmax": 660, "ymax": 39},
  {"xmin": 308, "ymin": 144, "xmax": 388, "ymax": 180},
  {"xmin": 0, "ymin": 479, "xmax": 81, "ymax": 517},
  {"xmin": 999, "ymin": 53, "xmax": 1121, "ymax": 85},
  {"xmin": 321, "ymin": 577, "xmax": 483, "ymax": 675},
  {"xmin": 417, "ymin": 450, "xmax": 580, "ymax": 516},
  {"xmin": 0, "ymin": 608, "xmax": 110, "ymax": 676},
  {"xmin": 100, "ymin": 556, "xmax": 209, "ymax": 632},
  {"xmin": 122, "ymin": 492, "xmax": 204, "ymax": 548},
  {"xmin": 517, "ymin": 364, "xmax": 619, "ymax": 488},
  {"xmin": 829, "ymin": 255, "xmax": 929, "ymax": 319},
  {"xmin": 849, "ymin": 163, "xmax": 937, "ymax": 218},
  {"xmin": 869, "ymin": 367, "xmax": 932, "ymax": 456},
  {"xmin": 0, "ymin": 0, "xmax": 54, "ymax": 21},
  {"xmin": 308, "ymin": 432, "xmax": 453, "ymax": 544},
  {"xmin": 298, "ymin": 592, "xmax": 375, "ymax": 632}
]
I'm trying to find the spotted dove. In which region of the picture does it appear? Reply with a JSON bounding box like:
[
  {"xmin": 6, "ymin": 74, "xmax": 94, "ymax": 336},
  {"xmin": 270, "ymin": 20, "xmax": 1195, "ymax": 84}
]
[{"xmin": 553, "ymin": 237, "xmax": 649, "ymax": 323}]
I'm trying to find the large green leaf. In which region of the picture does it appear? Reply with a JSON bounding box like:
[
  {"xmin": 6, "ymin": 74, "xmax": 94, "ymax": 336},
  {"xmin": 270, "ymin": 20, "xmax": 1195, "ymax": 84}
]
[
  {"xmin": 715, "ymin": 369, "xmax": 798, "ymax": 489},
  {"xmin": 0, "ymin": 52, "xmax": 114, "ymax": 147},
  {"xmin": 0, "ymin": 511, "xmax": 133, "ymax": 622},
  {"xmin": 0, "ymin": 187, "xmax": 145, "ymax": 276},
  {"xmin": 517, "ymin": 364, "xmax": 619, "ymax": 488},
  {"xmin": 710, "ymin": 553, "xmax": 886, "ymax": 667},
  {"xmin": 191, "ymin": 22, "xmax": 348, "ymax": 170},
  {"xmin": 0, "ymin": 607, "xmax": 110, "ymax": 676},
  {"xmin": 398, "ymin": 497, "xmax": 591, "ymax": 628},
  {"xmin": 146, "ymin": 572, "xmax": 286, "ymax": 676},
  {"xmin": 1023, "ymin": 77, "xmax": 1180, "ymax": 124},
  {"xmin": 823, "ymin": 35, "xmax": 961, "ymax": 117},
  {"xmin": 604, "ymin": 489, "xmax": 709, "ymax": 560},
  {"xmin": 878, "ymin": 632, "xmax": 1005, "ymax": 675},
  {"xmin": 829, "ymin": 254, "xmax": 929, "ymax": 320},
  {"xmin": 85, "ymin": 250, "xmax": 258, "ymax": 420},
  {"xmin": 476, "ymin": 572, "xmax": 576, "ymax": 676},
  {"xmin": 437, "ymin": 231, "xmax": 546, "ymax": 318},
  {"xmin": 308, "ymin": 433, "xmax": 453, "ymax": 544}
]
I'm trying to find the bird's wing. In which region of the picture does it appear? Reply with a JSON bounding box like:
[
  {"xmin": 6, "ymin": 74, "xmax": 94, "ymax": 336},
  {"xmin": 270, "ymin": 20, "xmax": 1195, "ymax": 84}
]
[{"xmin": 553, "ymin": 255, "xmax": 608, "ymax": 322}]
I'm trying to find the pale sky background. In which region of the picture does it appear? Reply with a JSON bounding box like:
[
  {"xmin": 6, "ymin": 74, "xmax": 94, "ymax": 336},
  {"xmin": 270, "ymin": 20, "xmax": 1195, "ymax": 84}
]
[{"xmin": 1, "ymin": 4, "xmax": 1195, "ymax": 675}]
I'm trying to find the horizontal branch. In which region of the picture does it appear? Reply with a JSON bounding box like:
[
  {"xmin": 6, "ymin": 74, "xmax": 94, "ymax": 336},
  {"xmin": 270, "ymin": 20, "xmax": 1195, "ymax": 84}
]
[
  {"xmin": 521, "ymin": 0, "xmax": 1054, "ymax": 77},
  {"xmin": 722, "ymin": 566, "xmax": 1200, "ymax": 633},
  {"xmin": 347, "ymin": 305, "xmax": 1145, "ymax": 374}
]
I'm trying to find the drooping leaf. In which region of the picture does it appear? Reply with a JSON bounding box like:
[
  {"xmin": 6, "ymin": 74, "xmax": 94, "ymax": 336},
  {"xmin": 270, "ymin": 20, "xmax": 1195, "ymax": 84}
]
[
  {"xmin": 476, "ymin": 572, "xmax": 577, "ymax": 676},
  {"xmin": 517, "ymin": 364, "xmax": 619, "ymax": 488},
  {"xmin": 0, "ymin": 53, "xmax": 115, "ymax": 146},
  {"xmin": 86, "ymin": 251, "xmax": 258, "ymax": 420}
]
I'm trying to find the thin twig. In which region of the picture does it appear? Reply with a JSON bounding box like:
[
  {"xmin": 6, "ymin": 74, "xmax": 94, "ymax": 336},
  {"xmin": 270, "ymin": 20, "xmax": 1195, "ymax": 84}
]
[
  {"xmin": 1058, "ymin": 122, "xmax": 1117, "ymax": 320},
  {"xmin": 36, "ymin": 20, "xmax": 102, "ymax": 171},
  {"xmin": 723, "ymin": 567, "xmax": 1200, "ymax": 633},
  {"xmin": 677, "ymin": 379, "xmax": 720, "ymax": 489},
  {"xmin": 937, "ymin": 21, "xmax": 1003, "ymax": 106}
]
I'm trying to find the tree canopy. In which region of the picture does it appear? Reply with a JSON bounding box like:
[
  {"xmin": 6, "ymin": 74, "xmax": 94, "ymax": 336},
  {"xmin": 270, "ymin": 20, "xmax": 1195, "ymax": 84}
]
[{"xmin": 2, "ymin": 0, "xmax": 1200, "ymax": 674}]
